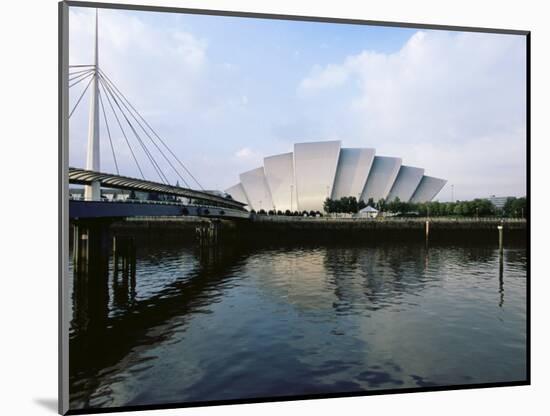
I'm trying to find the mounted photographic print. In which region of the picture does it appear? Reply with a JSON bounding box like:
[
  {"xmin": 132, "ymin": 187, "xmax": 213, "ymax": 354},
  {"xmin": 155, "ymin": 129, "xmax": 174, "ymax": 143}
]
[{"xmin": 59, "ymin": 1, "xmax": 529, "ymax": 414}]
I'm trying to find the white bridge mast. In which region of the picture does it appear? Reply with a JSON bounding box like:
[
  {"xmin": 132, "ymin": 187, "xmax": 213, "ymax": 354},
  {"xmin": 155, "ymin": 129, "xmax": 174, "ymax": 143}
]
[{"xmin": 84, "ymin": 9, "xmax": 100, "ymax": 201}]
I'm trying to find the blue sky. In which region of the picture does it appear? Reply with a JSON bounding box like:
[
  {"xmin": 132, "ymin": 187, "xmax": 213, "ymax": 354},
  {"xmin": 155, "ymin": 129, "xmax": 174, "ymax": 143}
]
[{"xmin": 68, "ymin": 7, "xmax": 526, "ymax": 201}]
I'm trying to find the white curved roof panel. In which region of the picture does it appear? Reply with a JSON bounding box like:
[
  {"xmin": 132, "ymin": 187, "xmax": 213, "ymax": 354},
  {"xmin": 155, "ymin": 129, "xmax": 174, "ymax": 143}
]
[
  {"xmin": 264, "ymin": 152, "xmax": 297, "ymax": 212},
  {"xmin": 239, "ymin": 167, "xmax": 274, "ymax": 211},
  {"xmin": 410, "ymin": 175, "xmax": 447, "ymax": 203},
  {"xmin": 230, "ymin": 141, "xmax": 446, "ymax": 212},
  {"xmin": 224, "ymin": 183, "xmax": 249, "ymax": 206},
  {"xmin": 294, "ymin": 140, "xmax": 341, "ymax": 211},
  {"xmin": 387, "ymin": 165, "xmax": 425, "ymax": 202},
  {"xmin": 332, "ymin": 148, "xmax": 375, "ymax": 200},
  {"xmin": 360, "ymin": 156, "xmax": 402, "ymax": 202}
]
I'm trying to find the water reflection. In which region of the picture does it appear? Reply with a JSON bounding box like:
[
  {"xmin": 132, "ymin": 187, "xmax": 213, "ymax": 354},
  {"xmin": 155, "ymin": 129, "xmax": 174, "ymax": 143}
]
[
  {"xmin": 68, "ymin": 237, "xmax": 527, "ymax": 411},
  {"xmin": 499, "ymin": 253, "xmax": 505, "ymax": 308}
]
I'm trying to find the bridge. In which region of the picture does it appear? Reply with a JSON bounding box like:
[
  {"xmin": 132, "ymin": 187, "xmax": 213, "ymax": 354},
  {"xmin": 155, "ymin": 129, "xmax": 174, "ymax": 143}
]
[
  {"xmin": 66, "ymin": 10, "xmax": 248, "ymax": 221},
  {"xmin": 69, "ymin": 168, "xmax": 248, "ymax": 219}
]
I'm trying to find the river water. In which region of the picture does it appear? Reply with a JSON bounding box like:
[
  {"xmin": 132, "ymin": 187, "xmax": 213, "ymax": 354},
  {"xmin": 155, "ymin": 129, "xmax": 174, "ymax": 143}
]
[{"xmin": 68, "ymin": 238, "xmax": 527, "ymax": 410}]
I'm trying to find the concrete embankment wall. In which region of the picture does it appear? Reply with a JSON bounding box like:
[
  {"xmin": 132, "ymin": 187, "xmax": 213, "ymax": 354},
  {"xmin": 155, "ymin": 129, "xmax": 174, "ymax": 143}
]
[
  {"xmin": 109, "ymin": 217, "xmax": 241, "ymax": 242},
  {"xmin": 105, "ymin": 216, "xmax": 527, "ymax": 244},
  {"xmin": 241, "ymin": 217, "xmax": 527, "ymax": 243}
]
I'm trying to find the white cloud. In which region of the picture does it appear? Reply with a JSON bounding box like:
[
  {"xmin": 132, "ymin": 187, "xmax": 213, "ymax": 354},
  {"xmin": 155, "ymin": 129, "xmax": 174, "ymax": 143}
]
[
  {"xmin": 68, "ymin": 8, "xmax": 214, "ymax": 182},
  {"xmin": 299, "ymin": 63, "xmax": 349, "ymax": 91},
  {"xmin": 69, "ymin": 8, "xmax": 208, "ymax": 113},
  {"xmin": 67, "ymin": 9, "xmax": 526, "ymax": 198},
  {"xmin": 235, "ymin": 147, "xmax": 254, "ymax": 158},
  {"xmin": 297, "ymin": 30, "xmax": 527, "ymax": 199}
]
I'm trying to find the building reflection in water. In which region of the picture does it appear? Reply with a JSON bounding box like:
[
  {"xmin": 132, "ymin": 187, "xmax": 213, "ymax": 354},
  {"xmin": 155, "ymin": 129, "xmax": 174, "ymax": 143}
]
[
  {"xmin": 499, "ymin": 252, "xmax": 504, "ymax": 308},
  {"xmin": 68, "ymin": 232, "xmax": 525, "ymax": 410}
]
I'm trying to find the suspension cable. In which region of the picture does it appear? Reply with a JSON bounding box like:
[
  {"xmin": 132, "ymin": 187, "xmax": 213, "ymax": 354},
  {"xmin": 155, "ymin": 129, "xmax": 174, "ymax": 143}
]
[
  {"xmin": 69, "ymin": 71, "xmax": 94, "ymax": 89},
  {"xmin": 99, "ymin": 77, "xmax": 169, "ymax": 184},
  {"xmin": 98, "ymin": 80, "xmax": 145, "ymax": 179},
  {"xmin": 69, "ymin": 68, "xmax": 94, "ymax": 79},
  {"xmin": 99, "ymin": 69, "xmax": 203, "ymax": 190},
  {"xmin": 98, "ymin": 71, "xmax": 190, "ymax": 188},
  {"xmin": 69, "ymin": 74, "xmax": 94, "ymax": 118}
]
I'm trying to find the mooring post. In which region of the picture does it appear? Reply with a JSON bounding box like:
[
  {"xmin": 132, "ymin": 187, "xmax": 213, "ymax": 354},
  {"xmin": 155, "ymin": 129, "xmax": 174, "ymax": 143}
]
[
  {"xmin": 79, "ymin": 228, "xmax": 89, "ymax": 269},
  {"xmin": 73, "ymin": 224, "xmax": 79, "ymax": 267},
  {"xmin": 498, "ymin": 224, "xmax": 504, "ymax": 254},
  {"xmin": 129, "ymin": 238, "xmax": 136, "ymax": 296},
  {"xmin": 499, "ymin": 250, "xmax": 504, "ymax": 307},
  {"xmin": 425, "ymin": 220, "xmax": 430, "ymax": 242},
  {"xmin": 112, "ymin": 235, "xmax": 119, "ymax": 277}
]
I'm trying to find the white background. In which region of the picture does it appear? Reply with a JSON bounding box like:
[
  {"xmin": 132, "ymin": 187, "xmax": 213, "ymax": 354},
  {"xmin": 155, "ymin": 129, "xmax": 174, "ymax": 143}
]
[{"xmin": 1, "ymin": 0, "xmax": 547, "ymax": 415}]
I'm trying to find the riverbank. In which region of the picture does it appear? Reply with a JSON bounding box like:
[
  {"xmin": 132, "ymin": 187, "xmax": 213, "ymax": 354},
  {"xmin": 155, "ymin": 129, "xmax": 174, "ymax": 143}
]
[{"xmin": 108, "ymin": 216, "xmax": 527, "ymax": 244}]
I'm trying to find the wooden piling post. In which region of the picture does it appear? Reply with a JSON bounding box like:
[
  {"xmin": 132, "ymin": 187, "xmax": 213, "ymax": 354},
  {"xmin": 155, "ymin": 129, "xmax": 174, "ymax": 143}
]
[
  {"xmin": 498, "ymin": 224, "xmax": 504, "ymax": 254},
  {"xmin": 196, "ymin": 220, "xmax": 222, "ymax": 246},
  {"xmin": 73, "ymin": 224, "xmax": 79, "ymax": 267},
  {"xmin": 112, "ymin": 236, "xmax": 119, "ymax": 277},
  {"xmin": 425, "ymin": 220, "xmax": 430, "ymax": 242},
  {"xmin": 80, "ymin": 229, "xmax": 89, "ymax": 268}
]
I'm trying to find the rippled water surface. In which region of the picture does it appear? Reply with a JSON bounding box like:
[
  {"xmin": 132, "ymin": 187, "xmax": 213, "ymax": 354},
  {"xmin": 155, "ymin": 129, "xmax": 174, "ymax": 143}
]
[{"xmin": 69, "ymin": 239, "xmax": 527, "ymax": 409}]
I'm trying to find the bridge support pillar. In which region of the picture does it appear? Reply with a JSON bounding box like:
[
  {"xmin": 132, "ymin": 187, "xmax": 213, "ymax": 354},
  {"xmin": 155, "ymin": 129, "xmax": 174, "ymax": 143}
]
[
  {"xmin": 84, "ymin": 181, "xmax": 101, "ymax": 201},
  {"xmin": 71, "ymin": 219, "xmax": 112, "ymax": 336},
  {"xmin": 72, "ymin": 220, "xmax": 112, "ymax": 273},
  {"xmin": 196, "ymin": 219, "xmax": 222, "ymax": 246}
]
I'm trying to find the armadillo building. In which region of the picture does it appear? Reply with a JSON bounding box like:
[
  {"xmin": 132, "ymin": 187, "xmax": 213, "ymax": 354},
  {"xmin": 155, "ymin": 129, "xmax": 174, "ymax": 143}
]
[{"xmin": 225, "ymin": 140, "xmax": 446, "ymax": 212}]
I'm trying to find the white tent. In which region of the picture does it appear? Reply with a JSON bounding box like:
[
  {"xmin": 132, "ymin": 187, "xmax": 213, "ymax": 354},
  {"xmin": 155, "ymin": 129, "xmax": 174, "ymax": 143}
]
[{"xmin": 357, "ymin": 205, "xmax": 379, "ymax": 218}]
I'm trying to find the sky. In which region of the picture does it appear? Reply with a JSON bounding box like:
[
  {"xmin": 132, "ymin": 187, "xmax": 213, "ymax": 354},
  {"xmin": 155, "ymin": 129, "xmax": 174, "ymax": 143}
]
[{"xmin": 68, "ymin": 6, "xmax": 527, "ymax": 201}]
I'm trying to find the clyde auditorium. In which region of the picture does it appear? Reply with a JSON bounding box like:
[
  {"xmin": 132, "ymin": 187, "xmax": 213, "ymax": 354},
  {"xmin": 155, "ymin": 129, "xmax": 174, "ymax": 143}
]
[{"xmin": 225, "ymin": 140, "xmax": 446, "ymax": 212}]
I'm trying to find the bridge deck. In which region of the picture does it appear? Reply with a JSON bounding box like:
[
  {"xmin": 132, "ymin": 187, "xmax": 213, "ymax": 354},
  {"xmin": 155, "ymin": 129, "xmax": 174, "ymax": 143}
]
[{"xmin": 68, "ymin": 167, "xmax": 247, "ymax": 211}]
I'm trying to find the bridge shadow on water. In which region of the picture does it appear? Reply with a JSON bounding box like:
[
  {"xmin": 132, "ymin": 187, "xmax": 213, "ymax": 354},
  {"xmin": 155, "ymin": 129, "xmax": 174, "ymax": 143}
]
[{"xmin": 69, "ymin": 224, "xmax": 251, "ymax": 409}]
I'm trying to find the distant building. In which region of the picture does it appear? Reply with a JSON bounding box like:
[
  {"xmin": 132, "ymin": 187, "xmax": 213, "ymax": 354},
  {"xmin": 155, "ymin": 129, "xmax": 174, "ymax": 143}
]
[
  {"xmin": 488, "ymin": 195, "xmax": 512, "ymax": 209},
  {"xmin": 225, "ymin": 140, "xmax": 447, "ymax": 212}
]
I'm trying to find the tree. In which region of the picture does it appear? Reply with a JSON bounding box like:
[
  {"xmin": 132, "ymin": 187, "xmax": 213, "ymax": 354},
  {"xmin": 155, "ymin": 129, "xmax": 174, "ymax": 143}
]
[
  {"xmin": 503, "ymin": 197, "xmax": 526, "ymax": 218},
  {"xmin": 453, "ymin": 202, "xmax": 463, "ymax": 216},
  {"xmin": 387, "ymin": 197, "xmax": 401, "ymax": 214},
  {"xmin": 323, "ymin": 197, "xmax": 334, "ymax": 213},
  {"xmin": 324, "ymin": 196, "xmax": 360, "ymax": 213}
]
